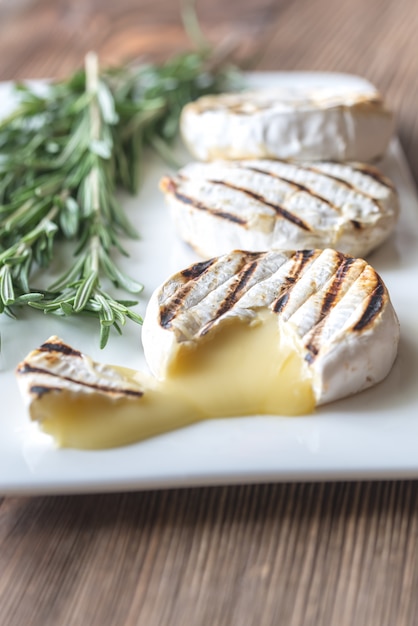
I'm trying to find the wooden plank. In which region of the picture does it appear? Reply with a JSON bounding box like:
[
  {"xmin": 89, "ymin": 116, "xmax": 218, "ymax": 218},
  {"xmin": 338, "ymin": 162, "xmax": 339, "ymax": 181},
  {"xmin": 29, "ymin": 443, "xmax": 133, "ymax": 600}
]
[{"xmin": 1, "ymin": 483, "xmax": 418, "ymax": 625}]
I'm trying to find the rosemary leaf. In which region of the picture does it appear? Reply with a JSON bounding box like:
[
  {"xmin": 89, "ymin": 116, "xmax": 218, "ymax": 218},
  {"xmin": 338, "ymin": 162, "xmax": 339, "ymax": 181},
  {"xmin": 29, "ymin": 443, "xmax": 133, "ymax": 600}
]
[
  {"xmin": 0, "ymin": 264, "xmax": 14, "ymax": 306},
  {"xmin": 95, "ymin": 293, "xmax": 115, "ymax": 325},
  {"xmin": 99, "ymin": 323, "xmax": 111, "ymax": 349},
  {"xmin": 73, "ymin": 271, "xmax": 98, "ymax": 312}
]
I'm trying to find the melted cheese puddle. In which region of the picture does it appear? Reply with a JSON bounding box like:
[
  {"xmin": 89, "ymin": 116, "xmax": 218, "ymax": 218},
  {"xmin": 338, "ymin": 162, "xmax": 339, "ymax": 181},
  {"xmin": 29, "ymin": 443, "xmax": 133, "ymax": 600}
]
[{"xmin": 34, "ymin": 311, "xmax": 315, "ymax": 449}]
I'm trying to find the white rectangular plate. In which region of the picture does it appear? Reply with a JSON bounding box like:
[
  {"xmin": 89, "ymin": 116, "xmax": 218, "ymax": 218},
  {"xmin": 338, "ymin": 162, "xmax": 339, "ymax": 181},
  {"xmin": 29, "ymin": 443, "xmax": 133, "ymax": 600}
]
[{"xmin": 1, "ymin": 72, "xmax": 418, "ymax": 496}]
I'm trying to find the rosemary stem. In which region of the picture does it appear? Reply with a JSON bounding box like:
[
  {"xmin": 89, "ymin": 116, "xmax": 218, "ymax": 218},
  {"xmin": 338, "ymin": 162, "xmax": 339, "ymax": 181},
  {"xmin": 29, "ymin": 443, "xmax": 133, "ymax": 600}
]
[
  {"xmin": 86, "ymin": 51, "xmax": 102, "ymax": 218},
  {"xmin": 85, "ymin": 51, "xmax": 100, "ymax": 139},
  {"xmin": 90, "ymin": 234, "xmax": 101, "ymax": 274},
  {"xmin": 85, "ymin": 52, "xmax": 102, "ymax": 277}
]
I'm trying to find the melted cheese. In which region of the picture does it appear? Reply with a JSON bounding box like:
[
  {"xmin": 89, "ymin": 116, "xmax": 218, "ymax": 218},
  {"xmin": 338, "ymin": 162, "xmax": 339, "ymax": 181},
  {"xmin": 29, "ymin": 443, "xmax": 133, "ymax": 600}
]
[
  {"xmin": 165, "ymin": 311, "xmax": 314, "ymax": 418},
  {"xmin": 33, "ymin": 372, "xmax": 202, "ymax": 450},
  {"xmin": 24, "ymin": 311, "xmax": 315, "ymax": 449}
]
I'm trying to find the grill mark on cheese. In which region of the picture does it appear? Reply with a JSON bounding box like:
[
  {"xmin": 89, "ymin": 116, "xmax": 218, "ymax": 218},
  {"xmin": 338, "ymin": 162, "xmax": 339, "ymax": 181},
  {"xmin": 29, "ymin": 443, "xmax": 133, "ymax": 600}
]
[
  {"xmin": 272, "ymin": 250, "xmax": 320, "ymax": 313},
  {"xmin": 304, "ymin": 347, "xmax": 318, "ymax": 364},
  {"xmin": 180, "ymin": 258, "xmax": 216, "ymax": 280},
  {"xmin": 240, "ymin": 164, "xmax": 340, "ymax": 212},
  {"xmin": 30, "ymin": 385, "xmax": 62, "ymax": 399},
  {"xmin": 208, "ymin": 179, "xmax": 311, "ymax": 231},
  {"xmin": 161, "ymin": 176, "xmax": 247, "ymax": 226},
  {"xmin": 320, "ymin": 256, "xmax": 357, "ymax": 316},
  {"xmin": 16, "ymin": 363, "xmax": 144, "ymax": 398},
  {"xmin": 201, "ymin": 257, "xmax": 263, "ymax": 334},
  {"xmin": 342, "ymin": 163, "xmax": 395, "ymax": 190},
  {"xmin": 353, "ymin": 280, "xmax": 385, "ymax": 331},
  {"xmin": 301, "ymin": 164, "xmax": 382, "ymax": 202},
  {"xmin": 272, "ymin": 290, "xmax": 290, "ymax": 313},
  {"xmin": 39, "ymin": 340, "xmax": 82, "ymax": 358},
  {"xmin": 303, "ymin": 255, "xmax": 357, "ymax": 361},
  {"xmin": 160, "ymin": 282, "xmax": 198, "ymax": 329},
  {"xmin": 159, "ymin": 252, "xmax": 258, "ymax": 329}
]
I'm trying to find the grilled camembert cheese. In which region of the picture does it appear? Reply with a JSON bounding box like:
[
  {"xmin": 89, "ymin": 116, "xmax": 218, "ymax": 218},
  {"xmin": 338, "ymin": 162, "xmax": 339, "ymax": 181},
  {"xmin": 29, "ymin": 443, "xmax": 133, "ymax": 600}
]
[
  {"xmin": 16, "ymin": 249, "xmax": 399, "ymax": 449},
  {"xmin": 160, "ymin": 159, "xmax": 398, "ymax": 258},
  {"xmin": 180, "ymin": 76, "xmax": 394, "ymax": 162},
  {"xmin": 142, "ymin": 249, "xmax": 399, "ymax": 408}
]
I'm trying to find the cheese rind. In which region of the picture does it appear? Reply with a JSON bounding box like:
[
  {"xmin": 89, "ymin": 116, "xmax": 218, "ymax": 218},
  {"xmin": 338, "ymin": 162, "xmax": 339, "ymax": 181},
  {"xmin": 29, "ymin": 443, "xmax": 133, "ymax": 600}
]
[
  {"xmin": 180, "ymin": 76, "xmax": 394, "ymax": 162},
  {"xmin": 160, "ymin": 159, "xmax": 399, "ymax": 258}
]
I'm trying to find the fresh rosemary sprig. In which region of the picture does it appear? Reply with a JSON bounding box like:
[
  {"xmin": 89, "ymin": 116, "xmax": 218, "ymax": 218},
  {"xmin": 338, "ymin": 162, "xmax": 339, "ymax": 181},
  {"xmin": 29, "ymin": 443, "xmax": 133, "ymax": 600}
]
[{"xmin": 0, "ymin": 38, "xmax": 241, "ymax": 346}]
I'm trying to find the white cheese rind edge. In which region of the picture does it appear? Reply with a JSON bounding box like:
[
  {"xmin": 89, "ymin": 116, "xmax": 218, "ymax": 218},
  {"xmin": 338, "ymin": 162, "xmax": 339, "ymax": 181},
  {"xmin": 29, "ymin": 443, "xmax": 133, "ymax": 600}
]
[{"xmin": 180, "ymin": 76, "xmax": 395, "ymax": 163}]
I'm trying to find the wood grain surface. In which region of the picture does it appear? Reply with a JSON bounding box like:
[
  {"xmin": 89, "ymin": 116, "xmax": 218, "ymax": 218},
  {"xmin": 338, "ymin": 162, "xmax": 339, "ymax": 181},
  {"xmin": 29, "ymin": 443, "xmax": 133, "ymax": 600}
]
[{"xmin": 1, "ymin": 1, "xmax": 418, "ymax": 625}]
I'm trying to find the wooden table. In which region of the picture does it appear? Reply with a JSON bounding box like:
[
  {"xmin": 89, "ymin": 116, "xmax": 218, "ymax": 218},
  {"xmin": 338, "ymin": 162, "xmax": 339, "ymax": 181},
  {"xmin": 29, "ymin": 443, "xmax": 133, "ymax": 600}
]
[{"xmin": 1, "ymin": 1, "xmax": 418, "ymax": 624}]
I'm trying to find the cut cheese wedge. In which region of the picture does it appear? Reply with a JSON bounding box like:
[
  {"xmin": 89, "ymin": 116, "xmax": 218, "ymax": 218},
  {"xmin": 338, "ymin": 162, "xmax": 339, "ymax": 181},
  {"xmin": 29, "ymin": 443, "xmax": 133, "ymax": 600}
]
[
  {"xmin": 180, "ymin": 75, "xmax": 394, "ymax": 162},
  {"xmin": 160, "ymin": 159, "xmax": 399, "ymax": 258},
  {"xmin": 16, "ymin": 249, "xmax": 400, "ymax": 450},
  {"xmin": 15, "ymin": 336, "xmax": 204, "ymax": 449}
]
